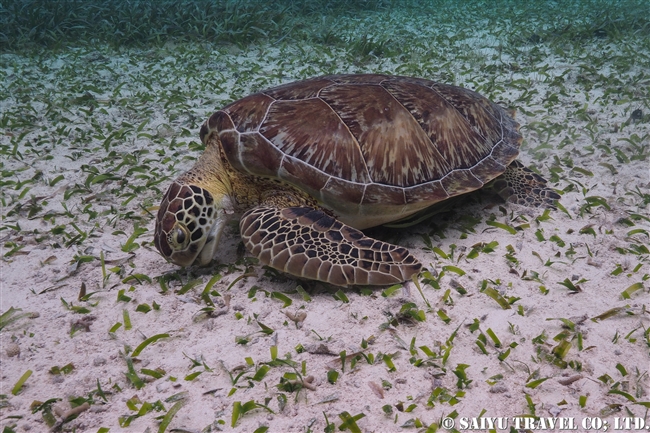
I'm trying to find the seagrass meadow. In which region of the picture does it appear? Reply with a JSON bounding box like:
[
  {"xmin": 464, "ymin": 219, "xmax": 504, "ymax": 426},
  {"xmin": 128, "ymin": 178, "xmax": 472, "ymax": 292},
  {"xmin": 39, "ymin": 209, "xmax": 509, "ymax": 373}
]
[{"xmin": 1, "ymin": 0, "xmax": 649, "ymax": 432}]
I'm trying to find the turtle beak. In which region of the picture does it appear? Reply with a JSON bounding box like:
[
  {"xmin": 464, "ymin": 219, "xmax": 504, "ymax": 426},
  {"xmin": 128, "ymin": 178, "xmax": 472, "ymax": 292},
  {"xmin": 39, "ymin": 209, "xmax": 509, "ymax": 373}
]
[{"xmin": 195, "ymin": 211, "xmax": 227, "ymax": 266}]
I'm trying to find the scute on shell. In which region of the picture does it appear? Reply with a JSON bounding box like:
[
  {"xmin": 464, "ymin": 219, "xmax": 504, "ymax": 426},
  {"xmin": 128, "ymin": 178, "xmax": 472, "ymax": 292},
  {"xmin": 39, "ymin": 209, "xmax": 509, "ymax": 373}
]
[{"xmin": 200, "ymin": 74, "xmax": 521, "ymax": 228}]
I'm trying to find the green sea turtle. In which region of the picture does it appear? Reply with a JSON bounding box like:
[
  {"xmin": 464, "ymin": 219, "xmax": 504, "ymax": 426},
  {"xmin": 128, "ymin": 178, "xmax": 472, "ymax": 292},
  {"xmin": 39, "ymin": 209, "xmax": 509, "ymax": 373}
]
[{"xmin": 154, "ymin": 74, "xmax": 558, "ymax": 286}]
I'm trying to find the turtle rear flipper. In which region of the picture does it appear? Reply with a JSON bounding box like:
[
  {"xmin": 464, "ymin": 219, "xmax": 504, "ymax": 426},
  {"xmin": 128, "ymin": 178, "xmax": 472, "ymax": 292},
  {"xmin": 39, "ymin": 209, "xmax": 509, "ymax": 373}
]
[
  {"xmin": 240, "ymin": 206, "xmax": 422, "ymax": 287},
  {"xmin": 493, "ymin": 160, "xmax": 560, "ymax": 208}
]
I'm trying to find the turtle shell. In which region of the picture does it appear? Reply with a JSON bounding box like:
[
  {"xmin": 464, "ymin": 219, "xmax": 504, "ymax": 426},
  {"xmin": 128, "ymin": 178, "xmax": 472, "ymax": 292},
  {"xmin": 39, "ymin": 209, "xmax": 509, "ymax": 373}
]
[{"xmin": 200, "ymin": 74, "xmax": 520, "ymax": 228}]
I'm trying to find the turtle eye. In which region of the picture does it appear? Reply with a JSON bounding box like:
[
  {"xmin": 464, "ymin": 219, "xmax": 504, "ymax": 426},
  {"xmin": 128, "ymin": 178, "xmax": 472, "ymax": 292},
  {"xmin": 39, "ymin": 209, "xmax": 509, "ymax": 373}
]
[{"xmin": 172, "ymin": 224, "xmax": 189, "ymax": 248}]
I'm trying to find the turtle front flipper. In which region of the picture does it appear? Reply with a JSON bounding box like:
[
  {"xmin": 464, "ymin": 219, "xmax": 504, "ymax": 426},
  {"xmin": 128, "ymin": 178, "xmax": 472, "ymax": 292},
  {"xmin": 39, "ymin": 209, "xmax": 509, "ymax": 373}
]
[
  {"xmin": 239, "ymin": 206, "xmax": 422, "ymax": 287},
  {"xmin": 494, "ymin": 160, "xmax": 561, "ymax": 208}
]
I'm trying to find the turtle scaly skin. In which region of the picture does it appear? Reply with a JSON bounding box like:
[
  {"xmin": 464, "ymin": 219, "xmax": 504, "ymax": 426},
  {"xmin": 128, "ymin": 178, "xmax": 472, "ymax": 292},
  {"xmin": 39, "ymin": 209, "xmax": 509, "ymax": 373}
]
[
  {"xmin": 154, "ymin": 74, "xmax": 559, "ymax": 286},
  {"xmin": 239, "ymin": 207, "xmax": 420, "ymax": 286}
]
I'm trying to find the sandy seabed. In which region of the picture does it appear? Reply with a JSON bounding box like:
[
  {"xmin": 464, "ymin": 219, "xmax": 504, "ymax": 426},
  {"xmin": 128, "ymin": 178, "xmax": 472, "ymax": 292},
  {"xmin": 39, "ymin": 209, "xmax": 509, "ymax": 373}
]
[{"xmin": 1, "ymin": 6, "xmax": 649, "ymax": 433}]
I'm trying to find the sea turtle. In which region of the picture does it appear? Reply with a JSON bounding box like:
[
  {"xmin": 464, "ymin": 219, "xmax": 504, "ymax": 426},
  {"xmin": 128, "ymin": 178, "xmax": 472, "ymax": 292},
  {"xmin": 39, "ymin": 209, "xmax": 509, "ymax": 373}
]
[{"xmin": 154, "ymin": 74, "xmax": 558, "ymax": 286}]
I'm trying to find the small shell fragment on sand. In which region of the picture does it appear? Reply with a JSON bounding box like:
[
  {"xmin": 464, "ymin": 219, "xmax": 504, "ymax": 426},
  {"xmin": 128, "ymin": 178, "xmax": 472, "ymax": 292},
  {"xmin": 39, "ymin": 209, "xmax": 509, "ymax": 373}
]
[{"xmin": 6, "ymin": 342, "xmax": 20, "ymax": 357}]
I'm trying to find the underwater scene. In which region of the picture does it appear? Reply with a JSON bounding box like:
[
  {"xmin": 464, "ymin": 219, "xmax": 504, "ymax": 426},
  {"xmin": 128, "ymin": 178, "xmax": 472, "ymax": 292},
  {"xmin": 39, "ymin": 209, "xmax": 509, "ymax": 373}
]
[{"xmin": 1, "ymin": 0, "xmax": 649, "ymax": 431}]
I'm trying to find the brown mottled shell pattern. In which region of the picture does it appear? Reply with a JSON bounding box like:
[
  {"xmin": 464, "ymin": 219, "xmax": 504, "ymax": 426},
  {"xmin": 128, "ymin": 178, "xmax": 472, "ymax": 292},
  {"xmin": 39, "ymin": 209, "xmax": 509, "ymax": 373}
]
[{"xmin": 200, "ymin": 74, "xmax": 521, "ymax": 228}]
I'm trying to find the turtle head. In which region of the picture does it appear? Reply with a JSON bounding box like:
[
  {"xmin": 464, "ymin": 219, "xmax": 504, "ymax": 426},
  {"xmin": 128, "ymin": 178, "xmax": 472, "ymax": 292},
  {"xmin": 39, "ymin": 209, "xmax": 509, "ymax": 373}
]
[{"xmin": 154, "ymin": 179, "xmax": 229, "ymax": 267}]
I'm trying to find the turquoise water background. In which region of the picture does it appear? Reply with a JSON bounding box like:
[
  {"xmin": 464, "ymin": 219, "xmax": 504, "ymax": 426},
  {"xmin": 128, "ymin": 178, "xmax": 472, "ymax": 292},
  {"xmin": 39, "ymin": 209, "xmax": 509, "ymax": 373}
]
[{"xmin": 3, "ymin": 0, "xmax": 649, "ymax": 52}]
